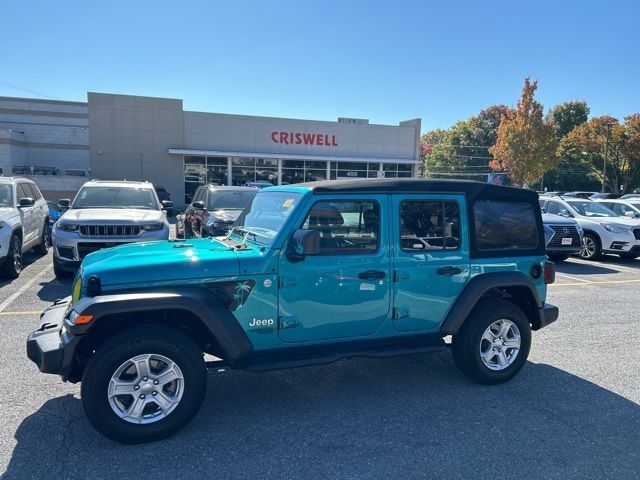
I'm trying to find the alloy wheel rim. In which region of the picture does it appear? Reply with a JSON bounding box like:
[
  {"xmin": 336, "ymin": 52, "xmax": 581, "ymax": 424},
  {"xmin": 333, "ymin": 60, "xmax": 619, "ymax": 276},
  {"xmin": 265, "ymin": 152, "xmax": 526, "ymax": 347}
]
[
  {"xmin": 479, "ymin": 319, "xmax": 521, "ymax": 371},
  {"xmin": 14, "ymin": 237, "xmax": 21, "ymax": 271},
  {"xmin": 108, "ymin": 353, "xmax": 185, "ymax": 424},
  {"xmin": 580, "ymin": 236, "xmax": 595, "ymax": 258}
]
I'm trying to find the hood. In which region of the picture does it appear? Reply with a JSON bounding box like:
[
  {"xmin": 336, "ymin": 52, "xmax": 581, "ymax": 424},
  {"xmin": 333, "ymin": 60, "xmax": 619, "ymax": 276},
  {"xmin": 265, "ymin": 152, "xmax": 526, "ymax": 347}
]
[
  {"xmin": 80, "ymin": 239, "xmax": 241, "ymax": 287},
  {"xmin": 0, "ymin": 207, "xmax": 16, "ymax": 219},
  {"xmin": 207, "ymin": 209, "xmax": 243, "ymax": 223},
  {"xmin": 61, "ymin": 208, "xmax": 165, "ymax": 224},
  {"xmin": 542, "ymin": 213, "xmax": 576, "ymax": 225}
]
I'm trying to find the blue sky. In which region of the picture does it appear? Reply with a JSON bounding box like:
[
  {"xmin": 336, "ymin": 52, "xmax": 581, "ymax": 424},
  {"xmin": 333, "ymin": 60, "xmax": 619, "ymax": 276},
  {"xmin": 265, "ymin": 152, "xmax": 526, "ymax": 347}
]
[{"xmin": 1, "ymin": 0, "xmax": 638, "ymax": 132}]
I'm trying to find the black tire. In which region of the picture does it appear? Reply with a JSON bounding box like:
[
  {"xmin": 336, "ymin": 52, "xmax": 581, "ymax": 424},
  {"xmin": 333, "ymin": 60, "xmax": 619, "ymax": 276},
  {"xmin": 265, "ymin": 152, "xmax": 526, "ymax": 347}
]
[
  {"xmin": 0, "ymin": 233, "xmax": 22, "ymax": 278},
  {"xmin": 548, "ymin": 253, "xmax": 569, "ymax": 262},
  {"xmin": 579, "ymin": 232, "xmax": 602, "ymax": 260},
  {"xmin": 53, "ymin": 259, "xmax": 73, "ymax": 279},
  {"xmin": 81, "ymin": 325, "xmax": 206, "ymax": 444},
  {"xmin": 33, "ymin": 221, "xmax": 50, "ymax": 255},
  {"xmin": 452, "ymin": 298, "xmax": 532, "ymax": 385}
]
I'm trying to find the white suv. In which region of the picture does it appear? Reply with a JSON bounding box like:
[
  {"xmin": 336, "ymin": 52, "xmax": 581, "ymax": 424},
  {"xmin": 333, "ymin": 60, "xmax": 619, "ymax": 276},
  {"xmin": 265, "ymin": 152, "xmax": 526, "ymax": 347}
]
[
  {"xmin": 52, "ymin": 180, "xmax": 171, "ymax": 278},
  {"xmin": 595, "ymin": 199, "xmax": 640, "ymax": 220},
  {"xmin": 0, "ymin": 177, "xmax": 50, "ymax": 277},
  {"xmin": 539, "ymin": 195, "xmax": 640, "ymax": 260}
]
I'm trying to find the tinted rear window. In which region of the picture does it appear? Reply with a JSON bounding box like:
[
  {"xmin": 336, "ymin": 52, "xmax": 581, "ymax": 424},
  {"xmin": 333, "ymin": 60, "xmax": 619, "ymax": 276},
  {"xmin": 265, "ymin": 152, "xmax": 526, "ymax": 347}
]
[{"xmin": 473, "ymin": 200, "xmax": 538, "ymax": 251}]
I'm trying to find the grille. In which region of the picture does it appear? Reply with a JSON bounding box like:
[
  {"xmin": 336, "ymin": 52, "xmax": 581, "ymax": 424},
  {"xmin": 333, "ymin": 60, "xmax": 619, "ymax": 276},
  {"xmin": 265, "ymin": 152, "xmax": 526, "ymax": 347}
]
[
  {"xmin": 547, "ymin": 225, "xmax": 581, "ymax": 248},
  {"xmin": 77, "ymin": 242, "xmax": 126, "ymax": 259},
  {"xmin": 78, "ymin": 224, "xmax": 141, "ymax": 237},
  {"xmin": 634, "ymin": 228, "xmax": 640, "ymax": 240}
]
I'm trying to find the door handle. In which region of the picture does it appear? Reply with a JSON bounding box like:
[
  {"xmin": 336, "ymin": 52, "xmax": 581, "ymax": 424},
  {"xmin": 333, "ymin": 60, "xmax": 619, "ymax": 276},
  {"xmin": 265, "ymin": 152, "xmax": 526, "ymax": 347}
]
[
  {"xmin": 437, "ymin": 266, "xmax": 462, "ymax": 276},
  {"xmin": 358, "ymin": 270, "xmax": 386, "ymax": 280}
]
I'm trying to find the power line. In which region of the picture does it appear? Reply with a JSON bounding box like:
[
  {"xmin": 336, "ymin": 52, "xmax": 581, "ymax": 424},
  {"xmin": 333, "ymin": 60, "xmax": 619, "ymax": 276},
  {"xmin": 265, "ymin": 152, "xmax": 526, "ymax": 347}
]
[{"xmin": 0, "ymin": 80, "xmax": 57, "ymax": 100}]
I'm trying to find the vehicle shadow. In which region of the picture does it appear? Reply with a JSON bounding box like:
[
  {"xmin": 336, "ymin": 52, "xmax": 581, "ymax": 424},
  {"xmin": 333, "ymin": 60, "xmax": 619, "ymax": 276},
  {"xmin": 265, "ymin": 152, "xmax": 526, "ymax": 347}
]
[
  {"xmin": 36, "ymin": 277, "xmax": 74, "ymax": 302},
  {"xmin": 3, "ymin": 357, "xmax": 639, "ymax": 479},
  {"xmin": 556, "ymin": 259, "xmax": 619, "ymax": 275},
  {"xmin": 0, "ymin": 253, "xmax": 44, "ymax": 289}
]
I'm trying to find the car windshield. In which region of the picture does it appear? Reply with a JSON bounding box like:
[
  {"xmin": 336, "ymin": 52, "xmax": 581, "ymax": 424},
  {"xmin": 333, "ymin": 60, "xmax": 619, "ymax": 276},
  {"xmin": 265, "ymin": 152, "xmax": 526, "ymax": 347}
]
[
  {"xmin": 72, "ymin": 186, "xmax": 159, "ymax": 210},
  {"xmin": 0, "ymin": 185, "xmax": 13, "ymax": 207},
  {"xmin": 566, "ymin": 200, "xmax": 617, "ymax": 217},
  {"xmin": 208, "ymin": 190, "xmax": 257, "ymax": 210},
  {"xmin": 232, "ymin": 191, "xmax": 302, "ymax": 245}
]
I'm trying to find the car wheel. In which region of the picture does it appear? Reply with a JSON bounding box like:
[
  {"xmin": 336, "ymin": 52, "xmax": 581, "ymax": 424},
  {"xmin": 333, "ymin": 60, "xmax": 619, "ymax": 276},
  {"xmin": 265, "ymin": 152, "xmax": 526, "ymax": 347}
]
[
  {"xmin": 0, "ymin": 233, "xmax": 22, "ymax": 278},
  {"xmin": 548, "ymin": 254, "xmax": 569, "ymax": 262},
  {"xmin": 452, "ymin": 298, "xmax": 531, "ymax": 385},
  {"xmin": 579, "ymin": 232, "xmax": 601, "ymax": 260},
  {"xmin": 33, "ymin": 221, "xmax": 50, "ymax": 255},
  {"xmin": 81, "ymin": 325, "xmax": 206, "ymax": 444}
]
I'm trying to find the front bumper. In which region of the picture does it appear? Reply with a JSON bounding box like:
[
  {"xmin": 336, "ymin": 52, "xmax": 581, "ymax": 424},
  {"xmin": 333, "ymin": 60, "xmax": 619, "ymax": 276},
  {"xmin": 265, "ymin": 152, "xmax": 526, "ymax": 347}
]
[
  {"xmin": 26, "ymin": 298, "xmax": 80, "ymax": 380},
  {"xmin": 534, "ymin": 303, "xmax": 559, "ymax": 331}
]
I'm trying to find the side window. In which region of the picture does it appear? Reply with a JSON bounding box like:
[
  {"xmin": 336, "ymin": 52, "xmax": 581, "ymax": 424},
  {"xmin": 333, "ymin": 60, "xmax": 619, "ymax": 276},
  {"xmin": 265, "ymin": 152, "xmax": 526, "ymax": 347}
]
[
  {"xmin": 16, "ymin": 183, "xmax": 30, "ymax": 201},
  {"xmin": 300, "ymin": 200, "xmax": 379, "ymax": 255},
  {"xmin": 473, "ymin": 200, "xmax": 538, "ymax": 251},
  {"xmin": 399, "ymin": 200, "xmax": 460, "ymax": 251},
  {"xmin": 546, "ymin": 201, "xmax": 571, "ymax": 217},
  {"xmin": 192, "ymin": 188, "xmax": 204, "ymax": 204},
  {"xmin": 27, "ymin": 183, "xmax": 42, "ymax": 200},
  {"xmin": 610, "ymin": 203, "xmax": 623, "ymax": 215}
]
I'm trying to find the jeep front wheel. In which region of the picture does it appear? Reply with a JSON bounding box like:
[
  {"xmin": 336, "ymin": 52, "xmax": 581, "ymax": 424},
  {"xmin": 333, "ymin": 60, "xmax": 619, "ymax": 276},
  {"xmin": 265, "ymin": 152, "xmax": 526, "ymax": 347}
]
[
  {"xmin": 81, "ymin": 326, "xmax": 206, "ymax": 443},
  {"xmin": 452, "ymin": 299, "xmax": 531, "ymax": 385}
]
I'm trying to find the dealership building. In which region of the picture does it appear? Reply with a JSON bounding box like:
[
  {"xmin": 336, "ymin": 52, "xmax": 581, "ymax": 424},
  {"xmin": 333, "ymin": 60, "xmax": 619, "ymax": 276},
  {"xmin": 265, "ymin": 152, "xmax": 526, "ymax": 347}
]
[{"xmin": 0, "ymin": 92, "xmax": 421, "ymax": 207}]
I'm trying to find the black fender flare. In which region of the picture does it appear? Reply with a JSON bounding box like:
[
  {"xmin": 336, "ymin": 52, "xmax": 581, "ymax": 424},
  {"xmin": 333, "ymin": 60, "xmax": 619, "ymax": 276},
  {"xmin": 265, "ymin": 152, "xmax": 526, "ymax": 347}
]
[
  {"xmin": 71, "ymin": 288, "xmax": 253, "ymax": 360},
  {"xmin": 440, "ymin": 271, "xmax": 544, "ymax": 335}
]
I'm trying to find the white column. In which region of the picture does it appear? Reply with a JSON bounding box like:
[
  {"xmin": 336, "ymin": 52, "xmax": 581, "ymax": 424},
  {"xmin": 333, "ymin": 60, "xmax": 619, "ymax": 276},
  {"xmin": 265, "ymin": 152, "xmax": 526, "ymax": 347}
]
[
  {"xmin": 326, "ymin": 161, "xmax": 331, "ymax": 180},
  {"xmin": 227, "ymin": 158, "xmax": 232, "ymax": 185},
  {"xmin": 277, "ymin": 159, "xmax": 283, "ymax": 185}
]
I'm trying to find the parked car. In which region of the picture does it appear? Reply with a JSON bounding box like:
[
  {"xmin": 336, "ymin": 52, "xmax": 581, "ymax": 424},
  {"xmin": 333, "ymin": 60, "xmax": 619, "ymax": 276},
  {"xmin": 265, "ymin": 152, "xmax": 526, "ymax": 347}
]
[
  {"xmin": 244, "ymin": 180, "xmax": 273, "ymax": 189},
  {"xmin": 539, "ymin": 195, "xmax": 640, "ymax": 260},
  {"xmin": 589, "ymin": 192, "xmax": 621, "ymax": 200},
  {"xmin": 27, "ymin": 178, "xmax": 558, "ymax": 443},
  {"xmin": 542, "ymin": 212, "xmax": 582, "ymax": 261},
  {"xmin": 595, "ymin": 199, "xmax": 640, "ymax": 220},
  {"xmin": 184, "ymin": 185, "xmax": 257, "ymax": 238},
  {"xmin": 51, "ymin": 180, "xmax": 172, "ymax": 278},
  {"xmin": 619, "ymin": 193, "xmax": 640, "ymax": 200},
  {"xmin": 47, "ymin": 200, "xmax": 63, "ymax": 226},
  {"xmin": 0, "ymin": 177, "xmax": 50, "ymax": 278},
  {"xmin": 154, "ymin": 186, "xmax": 173, "ymax": 216},
  {"xmin": 563, "ymin": 191, "xmax": 597, "ymax": 199}
]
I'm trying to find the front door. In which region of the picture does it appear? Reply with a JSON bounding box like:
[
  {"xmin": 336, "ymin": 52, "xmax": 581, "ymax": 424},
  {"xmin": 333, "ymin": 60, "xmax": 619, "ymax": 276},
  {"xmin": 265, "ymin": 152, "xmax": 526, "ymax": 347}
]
[
  {"xmin": 391, "ymin": 194, "xmax": 470, "ymax": 332},
  {"xmin": 278, "ymin": 195, "xmax": 391, "ymax": 343}
]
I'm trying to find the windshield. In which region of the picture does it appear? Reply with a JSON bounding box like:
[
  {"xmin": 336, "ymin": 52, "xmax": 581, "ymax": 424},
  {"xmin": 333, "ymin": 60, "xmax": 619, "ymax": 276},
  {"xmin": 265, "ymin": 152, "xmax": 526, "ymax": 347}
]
[
  {"xmin": 232, "ymin": 191, "xmax": 302, "ymax": 245},
  {"xmin": 209, "ymin": 190, "xmax": 257, "ymax": 210},
  {"xmin": 0, "ymin": 185, "xmax": 13, "ymax": 208},
  {"xmin": 567, "ymin": 200, "xmax": 617, "ymax": 217},
  {"xmin": 72, "ymin": 186, "xmax": 160, "ymax": 210}
]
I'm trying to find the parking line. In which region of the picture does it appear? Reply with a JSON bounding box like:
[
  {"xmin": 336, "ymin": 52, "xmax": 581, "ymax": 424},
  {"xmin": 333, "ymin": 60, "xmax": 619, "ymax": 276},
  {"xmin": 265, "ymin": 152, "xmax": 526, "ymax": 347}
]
[
  {"xmin": 550, "ymin": 278, "xmax": 640, "ymax": 287},
  {"xmin": 0, "ymin": 265, "xmax": 52, "ymax": 313},
  {"xmin": 555, "ymin": 272, "xmax": 592, "ymax": 283}
]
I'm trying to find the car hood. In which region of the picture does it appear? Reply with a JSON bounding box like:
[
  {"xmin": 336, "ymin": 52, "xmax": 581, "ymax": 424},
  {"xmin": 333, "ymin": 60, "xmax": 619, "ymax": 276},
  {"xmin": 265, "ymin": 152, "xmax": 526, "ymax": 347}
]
[
  {"xmin": 0, "ymin": 207, "xmax": 16, "ymax": 219},
  {"xmin": 61, "ymin": 208, "xmax": 165, "ymax": 223},
  {"xmin": 542, "ymin": 213, "xmax": 576, "ymax": 225},
  {"xmin": 80, "ymin": 239, "xmax": 241, "ymax": 288}
]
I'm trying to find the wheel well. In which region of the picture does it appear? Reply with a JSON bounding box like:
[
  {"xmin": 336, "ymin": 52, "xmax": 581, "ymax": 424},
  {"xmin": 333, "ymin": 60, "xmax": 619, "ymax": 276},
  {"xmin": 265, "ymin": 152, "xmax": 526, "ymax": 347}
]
[
  {"xmin": 582, "ymin": 229, "xmax": 601, "ymax": 245},
  {"xmin": 71, "ymin": 309, "xmax": 225, "ymax": 380},
  {"xmin": 12, "ymin": 227, "xmax": 22, "ymax": 240},
  {"xmin": 481, "ymin": 286, "xmax": 541, "ymax": 329}
]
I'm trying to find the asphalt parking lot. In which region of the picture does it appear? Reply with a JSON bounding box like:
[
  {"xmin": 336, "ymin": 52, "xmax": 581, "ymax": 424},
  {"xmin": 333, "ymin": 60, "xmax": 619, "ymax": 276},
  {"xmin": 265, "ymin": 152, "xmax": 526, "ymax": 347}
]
[{"xmin": 0, "ymin": 252, "xmax": 638, "ymax": 480}]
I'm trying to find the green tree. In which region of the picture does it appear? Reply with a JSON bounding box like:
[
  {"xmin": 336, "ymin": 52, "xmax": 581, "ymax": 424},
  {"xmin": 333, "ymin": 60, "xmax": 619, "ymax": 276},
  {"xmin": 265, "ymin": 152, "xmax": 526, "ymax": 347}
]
[
  {"xmin": 489, "ymin": 78, "xmax": 558, "ymax": 186},
  {"xmin": 547, "ymin": 101, "xmax": 590, "ymax": 139}
]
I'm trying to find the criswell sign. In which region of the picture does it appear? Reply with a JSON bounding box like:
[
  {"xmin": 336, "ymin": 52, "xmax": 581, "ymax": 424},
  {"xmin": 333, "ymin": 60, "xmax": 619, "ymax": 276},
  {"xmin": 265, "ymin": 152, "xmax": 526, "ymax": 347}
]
[{"xmin": 271, "ymin": 131, "xmax": 338, "ymax": 147}]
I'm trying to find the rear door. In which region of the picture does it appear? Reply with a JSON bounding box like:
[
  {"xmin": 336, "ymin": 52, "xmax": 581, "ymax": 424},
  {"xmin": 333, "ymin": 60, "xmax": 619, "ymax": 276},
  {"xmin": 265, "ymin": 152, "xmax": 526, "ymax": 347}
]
[
  {"xmin": 16, "ymin": 183, "xmax": 36, "ymax": 245},
  {"xmin": 391, "ymin": 194, "xmax": 470, "ymax": 332}
]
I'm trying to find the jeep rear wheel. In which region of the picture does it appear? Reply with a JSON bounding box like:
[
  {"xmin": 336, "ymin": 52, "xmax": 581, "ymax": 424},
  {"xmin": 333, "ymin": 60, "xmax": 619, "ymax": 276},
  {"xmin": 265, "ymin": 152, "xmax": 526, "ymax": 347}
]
[
  {"xmin": 452, "ymin": 299, "xmax": 531, "ymax": 385},
  {"xmin": 81, "ymin": 326, "xmax": 206, "ymax": 443}
]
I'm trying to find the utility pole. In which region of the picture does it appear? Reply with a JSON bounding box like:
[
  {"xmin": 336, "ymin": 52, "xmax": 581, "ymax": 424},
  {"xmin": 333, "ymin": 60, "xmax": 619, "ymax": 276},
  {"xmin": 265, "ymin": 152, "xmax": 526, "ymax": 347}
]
[{"xmin": 602, "ymin": 124, "xmax": 611, "ymax": 193}]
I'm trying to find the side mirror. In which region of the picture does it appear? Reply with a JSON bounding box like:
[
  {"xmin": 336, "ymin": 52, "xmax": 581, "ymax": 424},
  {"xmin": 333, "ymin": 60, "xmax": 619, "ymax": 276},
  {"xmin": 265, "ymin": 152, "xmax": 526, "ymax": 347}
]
[
  {"xmin": 161, "ymin": 200, "xmax": 173, "ymax": 208},
  {"xmin": 58, "ymin": 199, "xmax": 71, "ymax": 210},
  {"xmin": 624, "ymin": 211, "xmax": 637, "ymax": 218},
  {"xmin": 287, "ymin": 229, "xmax": 320, "ymax": 262},
  {"xmin": 192, "ymin": 201, "xmax": 205, "ymax": 210},
  {"xmin": 540, "ymin": 207, "xmax": 547, "ymax": 213},
  {"xmin": 18, "ymin": 197, "xmax": 35, "ymax": 207}
]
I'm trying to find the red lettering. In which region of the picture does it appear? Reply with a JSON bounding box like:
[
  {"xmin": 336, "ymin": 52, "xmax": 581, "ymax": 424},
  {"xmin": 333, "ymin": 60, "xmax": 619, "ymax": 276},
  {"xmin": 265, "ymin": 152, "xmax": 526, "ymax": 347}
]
[
  {"xmin": 317, "ymin": 134, "xmax": 324, "ymax": 146},
  {"xmin": 331, "ymin": 135, "xmax": 338, "ymax": 146},
  {"xmin": 280, "ymin": 132, "xmax": 289, "ymax": 145},
  {"xmin": 290, "ymin": 132, "xmax": 294, "ymax": 145},
  {"xmin": 303, "ymin": 133, "xmax": 315, "ymax": 145},
  {"xmin": 271, "ymin": 131, "xmax": 278, "ymax": 143},
  {"xmin": 272, "ymin": 132, "xmax": 337, "ymax": 146},
  {"xmin": 295, "ymin": 133, "xmax": 302, "ymax": 144}
]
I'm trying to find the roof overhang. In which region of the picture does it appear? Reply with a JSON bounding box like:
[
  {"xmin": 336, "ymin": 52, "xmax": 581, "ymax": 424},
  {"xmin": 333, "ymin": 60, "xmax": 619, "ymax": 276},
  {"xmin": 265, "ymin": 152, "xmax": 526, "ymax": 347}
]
[{"xmin": 168, "ymin": 148, "xmax": 419, "ymax": 165}]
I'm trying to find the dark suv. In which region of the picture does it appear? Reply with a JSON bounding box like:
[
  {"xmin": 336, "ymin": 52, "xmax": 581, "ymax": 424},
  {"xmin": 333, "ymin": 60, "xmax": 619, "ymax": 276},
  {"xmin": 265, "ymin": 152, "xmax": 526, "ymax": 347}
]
[
  {"xmin": 183, "ymin": 185, "xmax": 257, "ymax": 237},
  {"xmin": 27, "ymin": 179, "xmax": 558, "ymax": 443}
]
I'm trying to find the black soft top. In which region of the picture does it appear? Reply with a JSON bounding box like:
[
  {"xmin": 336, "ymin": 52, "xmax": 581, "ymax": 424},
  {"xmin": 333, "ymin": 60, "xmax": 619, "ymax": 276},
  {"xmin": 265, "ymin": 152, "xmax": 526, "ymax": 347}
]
[{"xmin": 300, "ymin": 178, "xmax": 538, "ymax": 201}]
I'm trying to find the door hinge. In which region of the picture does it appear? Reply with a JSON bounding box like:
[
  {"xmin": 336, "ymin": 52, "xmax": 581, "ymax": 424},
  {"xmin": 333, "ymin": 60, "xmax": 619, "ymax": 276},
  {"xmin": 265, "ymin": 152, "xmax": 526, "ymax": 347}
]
[
  {"xmin": 393, "ymin": 271, "xmax": 410, "ymax": 282},
  {"xmin": 279, "ymin": 316, "xmax": 299, "ymax": 329},
  {"xmin": 279, "ymin": 276, "xmax": 298, "ymax": 288},
  {"xmin": 392, "ymin": 308, "xmax": 409, "ymax": 319}
]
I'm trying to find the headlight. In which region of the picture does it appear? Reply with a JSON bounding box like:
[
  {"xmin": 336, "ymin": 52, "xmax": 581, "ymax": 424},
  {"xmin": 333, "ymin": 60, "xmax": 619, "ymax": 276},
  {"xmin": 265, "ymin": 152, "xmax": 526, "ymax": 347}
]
[
  {"xmin": 544, "ymin": 225, "xmax": 555, "ymax": 245},
  {"xmin": 71, "ymin": 276, "xmax": 82, "ymax": 304},
  {"xmin": 57, "ymin": 222, "xmax": 79, "ymax": 232},
  {"xmin": 141, "ymin": 223, "xmax": 165, "ymax": 232},
  {"xmin": 603, "ymin": 224, "xmax": 632, "ymax": 234}
]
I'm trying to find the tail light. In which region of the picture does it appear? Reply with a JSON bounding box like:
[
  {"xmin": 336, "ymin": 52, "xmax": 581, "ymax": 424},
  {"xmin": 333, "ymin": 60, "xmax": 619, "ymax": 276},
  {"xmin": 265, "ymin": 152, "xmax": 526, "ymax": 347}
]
[{"xmin": 543, "ymin": 261, "xmax": 555, "ymax": 284}]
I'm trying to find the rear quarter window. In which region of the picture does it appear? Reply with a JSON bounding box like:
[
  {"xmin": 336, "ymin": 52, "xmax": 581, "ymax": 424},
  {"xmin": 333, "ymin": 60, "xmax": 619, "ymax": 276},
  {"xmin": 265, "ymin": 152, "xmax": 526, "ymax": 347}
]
[{"xmin": 473, "ymin": 200, "xmax": 539, "ymax": 252}]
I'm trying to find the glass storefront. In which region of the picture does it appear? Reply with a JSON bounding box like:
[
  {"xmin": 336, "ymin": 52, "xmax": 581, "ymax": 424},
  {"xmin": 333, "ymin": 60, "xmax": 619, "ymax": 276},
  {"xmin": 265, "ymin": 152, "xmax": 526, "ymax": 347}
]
[{"xmin": 184, "ymin": 156, "xmax": 415, "ymax": 200}]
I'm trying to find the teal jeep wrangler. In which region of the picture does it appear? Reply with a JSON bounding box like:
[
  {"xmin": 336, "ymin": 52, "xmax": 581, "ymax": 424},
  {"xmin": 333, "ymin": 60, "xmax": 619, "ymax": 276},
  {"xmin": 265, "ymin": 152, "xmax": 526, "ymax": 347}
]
[{"xmin": 27, "ymin": 179, "xmax": 558, "ymax": 443}]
